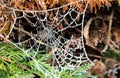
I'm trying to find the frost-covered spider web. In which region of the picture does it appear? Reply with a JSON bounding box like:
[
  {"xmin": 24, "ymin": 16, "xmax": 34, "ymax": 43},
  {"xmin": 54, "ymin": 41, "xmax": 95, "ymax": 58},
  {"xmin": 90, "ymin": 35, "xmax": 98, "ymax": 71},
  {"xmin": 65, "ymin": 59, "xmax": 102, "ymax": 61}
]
[{"xmin": 0, "ymin": 0, "xmax": 93, "ymax": 77}]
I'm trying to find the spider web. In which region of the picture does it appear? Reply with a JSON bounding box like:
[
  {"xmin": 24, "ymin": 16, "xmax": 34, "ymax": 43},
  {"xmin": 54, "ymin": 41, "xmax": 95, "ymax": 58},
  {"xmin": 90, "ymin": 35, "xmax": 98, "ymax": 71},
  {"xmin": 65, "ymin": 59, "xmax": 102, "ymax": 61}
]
[{"xmin": 0, "ymin": 0, "xmax": 93, "ymax": 77}]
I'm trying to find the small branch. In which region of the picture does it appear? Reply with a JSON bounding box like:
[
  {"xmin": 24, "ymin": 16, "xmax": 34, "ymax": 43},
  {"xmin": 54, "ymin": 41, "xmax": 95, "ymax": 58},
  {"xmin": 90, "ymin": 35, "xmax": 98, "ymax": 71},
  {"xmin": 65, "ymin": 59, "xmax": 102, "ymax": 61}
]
[
  {"xmin": 110, "ymin": 40, "xmax": 119, "ymax": 48},
  {"xmin": 101, "ymin": 10, "xmax": 114, "ymax": 52},
  {"xmin": 88, "ymin": 54, "xmax": 102, "ymax": 59},
  {"xmin": 13, "ymin": 26, "xmax": 45, "ymax": 45}
]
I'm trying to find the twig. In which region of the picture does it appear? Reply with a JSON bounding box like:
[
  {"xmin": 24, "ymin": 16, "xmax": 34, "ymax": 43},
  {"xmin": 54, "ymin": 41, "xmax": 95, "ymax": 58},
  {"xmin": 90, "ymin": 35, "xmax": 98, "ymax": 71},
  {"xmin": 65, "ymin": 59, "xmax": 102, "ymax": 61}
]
[
  {"xmin": 110, "ymin": 40, "xmax": 119, "ymax": 48},
  {"xmin": 13, "ymin": 26, "xmax": 45, "ymax": 45},
  {"xmin": 101, "ymin": 10, "xmax": 114, "ymax": 52},
  {"xmin": 87, "ymin": 54, "xmax": 102, "ymax": 59}
]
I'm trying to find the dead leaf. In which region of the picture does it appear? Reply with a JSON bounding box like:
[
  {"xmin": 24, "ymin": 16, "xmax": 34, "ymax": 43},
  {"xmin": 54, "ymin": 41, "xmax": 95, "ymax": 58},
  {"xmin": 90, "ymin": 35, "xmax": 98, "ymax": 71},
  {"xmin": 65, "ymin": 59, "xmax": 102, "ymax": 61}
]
[
  {"xmin": 88, "ymin": 59, "xmax": 106, "ymax": 78},
  {"xmin": 83, "ymin": 17, "xmax": 101, "ymax": 51}
]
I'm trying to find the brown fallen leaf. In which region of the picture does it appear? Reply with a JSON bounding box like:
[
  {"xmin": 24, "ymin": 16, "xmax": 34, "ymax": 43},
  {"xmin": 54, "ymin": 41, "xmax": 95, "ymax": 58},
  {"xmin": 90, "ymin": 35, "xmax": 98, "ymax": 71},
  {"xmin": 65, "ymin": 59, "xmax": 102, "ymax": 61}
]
[
  {"xmin": 84, "ymin": 17, "xmax": 102, "ymax": 52},
  {"xmin": 88, "ymin": 59, "xmax": 106, "ymax": 78}
]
